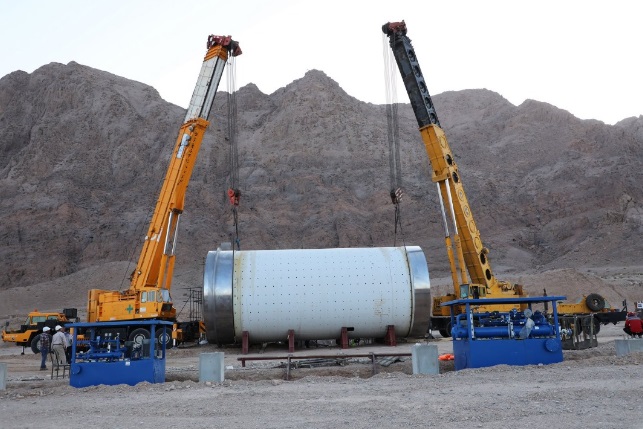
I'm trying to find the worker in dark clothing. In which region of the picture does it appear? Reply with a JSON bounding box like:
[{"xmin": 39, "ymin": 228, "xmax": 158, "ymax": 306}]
[
  {"xmin": 39, "ymin": 326, "xmax": 52, "ymax": 370},
  {"xmin": 63, "ymin": 327, "xmax": 73, "ymax": 364},
  {"xmin": 623, "ymin": 312, "xmax": 643, "ymax": 338}
]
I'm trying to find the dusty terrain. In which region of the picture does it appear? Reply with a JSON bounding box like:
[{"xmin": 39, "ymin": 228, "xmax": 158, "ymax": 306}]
[{"xmin": 1, "ymin": 324, "xmax": 641, "ymax": 429}]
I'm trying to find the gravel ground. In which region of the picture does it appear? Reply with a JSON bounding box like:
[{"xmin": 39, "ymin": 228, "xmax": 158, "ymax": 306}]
[{"xmin": 0, "ymin": 324, "xmax": 641, "ymax": 429}]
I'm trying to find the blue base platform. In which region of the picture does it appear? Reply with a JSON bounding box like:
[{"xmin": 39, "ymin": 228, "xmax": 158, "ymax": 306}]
[
  {"xmin": 70, "ymin": 358, "xmax": 166, "ymax": 388},
  {"xmin": 453, "ymin": 336, "xmax": 562, "ymax": 370},
  {"xmin": 66, "ymin": 320, "xmax": 172, "ymax": 388}
]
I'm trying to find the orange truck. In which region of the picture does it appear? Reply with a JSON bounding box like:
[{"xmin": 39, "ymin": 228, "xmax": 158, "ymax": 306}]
[{"xmin": 2, "ymin": 308, "xmax": 78, "ymax": 354}]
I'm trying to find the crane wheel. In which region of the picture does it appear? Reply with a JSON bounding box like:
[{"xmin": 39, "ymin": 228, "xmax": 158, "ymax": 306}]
[
  {"xmin": 439, "ymin": 321, "xmax": 453, "ymax": 338},
  {"xmin": 156, "ymin": 328, "xmax": 173, "ymax": 350},
  {"xmin": 31, "ymin": 334, "xmax": 41, "ymax": 354},
  {"xmin": 128, "ymin": 328, "xmax": 150, "ymax": 345},
  {"xmin": 578, "ymin": 317, "xmax": 601, "ymax": 335},
  {"xmin": 586, "ymin": 293, "xmax": 606, "ymax": 312}
]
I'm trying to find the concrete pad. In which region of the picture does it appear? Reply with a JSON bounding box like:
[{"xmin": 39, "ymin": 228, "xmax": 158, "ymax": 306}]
[
  {"xmin": 199, "ymin": 352, "xmax": 225, "ymax": 383},
  {"xmin": 615, "ymin": 338, "xmax": 643, "ymax": 356},
  {"xmin": 411, "ymin": 343, "xmax": 439, "ymax": 375},
  {"xmin": 0, "ymin": 363, "xmax": 6, "ymax": 390}
]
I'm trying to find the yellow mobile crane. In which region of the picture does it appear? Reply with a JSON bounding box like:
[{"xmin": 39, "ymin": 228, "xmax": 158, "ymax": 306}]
[
  {"xmin": 86, "ymin": 34, "xmax": 241, "ymax": 347},
  {"xmin": 382, "ymin": 21, "xmax": 626, "ymax": 337},
  {"xmin": 382, "ymin": 21, "xmax": 528, "ymax": 337}
]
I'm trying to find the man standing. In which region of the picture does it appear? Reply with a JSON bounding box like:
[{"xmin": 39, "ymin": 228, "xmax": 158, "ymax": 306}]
[
  {"xmin": 39, "ymin": 326, "xmax": 52, "ymax": 370},
  {"xmin": 624, "ymin": 312, "xmax": 643, "ymax": 338},
  {"xmin": 62, "ymin": 327, "xmax": 73, "ymax": 364},
  {"xmin": 51, "ymin": 325, "xmax": 67, "ymax": 366}
]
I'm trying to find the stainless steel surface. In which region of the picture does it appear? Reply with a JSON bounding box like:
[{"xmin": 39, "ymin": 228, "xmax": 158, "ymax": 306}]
[
  {"xmin": 406, "ymin": 246, "xmax": 432, "ymax": 337},
  {"xmin": 203, "ymin": 246, "xmax": 431, "ymax": 344},
  {"xmin": 184, "ymin": 55, "xmax": 225, "ymax": 122},
  {"xmin": 203, "ymin": 247, "xmax": 235, "ymax": 345}
]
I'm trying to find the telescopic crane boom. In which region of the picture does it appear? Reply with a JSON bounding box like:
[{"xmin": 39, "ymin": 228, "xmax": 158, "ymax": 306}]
[
  {"xmin": 382, "ymin": 21, "xmax": 524, "ymax": 333},
  {"xmin": 127, "ymin": 35, "xmax": 241, "ymax": 301},
  {"xmin": 86, "ymin": 35, "xmax": 241, "ymax": 346},
  {"xmin": 383, "ymin": 21, "xmax": 628, "ymax": 338}
]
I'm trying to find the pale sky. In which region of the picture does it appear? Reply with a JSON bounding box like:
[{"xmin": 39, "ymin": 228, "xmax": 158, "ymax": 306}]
[{"xmin": 1, "ymin": 1, "xmax": 641, "ymax": 125}]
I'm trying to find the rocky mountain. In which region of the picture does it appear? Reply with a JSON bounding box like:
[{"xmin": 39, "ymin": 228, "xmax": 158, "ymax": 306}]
[{"xmin": 1, "ymin": 62, "xmax": 642, "ymax": 316}]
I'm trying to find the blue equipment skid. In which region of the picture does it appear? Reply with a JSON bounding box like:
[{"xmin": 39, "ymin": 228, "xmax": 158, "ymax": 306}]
[
  {"xmin": 66, "ymin": 320, "xmax": 173, "ymax": 388},
  {"xmin": 441, "ymin": 296, "xmax": 567, "ymax": 370}
]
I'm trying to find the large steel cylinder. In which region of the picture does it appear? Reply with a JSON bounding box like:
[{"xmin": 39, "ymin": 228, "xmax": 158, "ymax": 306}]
[{"xmin": 203, "ymin": 246, "xmax": 431, "ymax": 345}]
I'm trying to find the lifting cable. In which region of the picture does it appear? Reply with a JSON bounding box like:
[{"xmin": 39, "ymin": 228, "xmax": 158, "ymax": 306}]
[
  {"xmin": 382, "ymin": 33, "xmax": 406, "ymax": 247},
  {"xmin": 226, "ymin": 55, "xmax": 241, "ymax": 250}
]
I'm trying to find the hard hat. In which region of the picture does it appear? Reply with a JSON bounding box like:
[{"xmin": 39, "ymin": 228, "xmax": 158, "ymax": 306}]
[
  {"xmin": 55, "ymin": 325, "xmax": 62, "ymax": 331},
  {"xmin": 42, "ymin": 326, "xmax": 50, "ymax": 332}
]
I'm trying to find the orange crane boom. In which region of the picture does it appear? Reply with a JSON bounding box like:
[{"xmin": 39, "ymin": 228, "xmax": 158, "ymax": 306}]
[{"xmin": 86, "ymin": 35, "xmax": 241, "ymax": 348}]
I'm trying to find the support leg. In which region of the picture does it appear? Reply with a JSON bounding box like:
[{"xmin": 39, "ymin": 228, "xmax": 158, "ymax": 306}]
[
  {"xmin": 340, "ymin": 327, "xmax": 349, "ymax": 349},
  {"xmin": 385, "ymin": 325, "xmax": 397, "ymax": 346},
  {"xmin": 288, "ymin": 330, "xmax": 295, "ymax": 353},
  {"xmin": 242, "ymin": 331, "xmax": 249, "ymax": 355}
]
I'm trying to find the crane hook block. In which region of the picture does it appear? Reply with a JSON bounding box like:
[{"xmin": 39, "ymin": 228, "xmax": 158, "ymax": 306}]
[{"xmin": 228, "ymin": 188, "xmax": 240, "ymax": 206}]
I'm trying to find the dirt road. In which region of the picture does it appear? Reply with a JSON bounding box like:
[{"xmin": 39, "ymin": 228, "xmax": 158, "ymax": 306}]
[{"xmin": 1, "ymin": 324, "xmax": 641, "ymax": 429}]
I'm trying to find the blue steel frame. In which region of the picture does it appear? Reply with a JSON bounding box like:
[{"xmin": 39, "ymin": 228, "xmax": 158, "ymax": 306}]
[
  {"xmin": 441, "ymin": 296, "xmax": 567, "ymax": 370},
  {"xmin": 66, "ymin": 320, "xmax": 174, "ymax": 388}
]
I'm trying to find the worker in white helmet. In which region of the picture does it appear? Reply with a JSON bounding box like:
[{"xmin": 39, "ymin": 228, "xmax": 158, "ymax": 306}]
[
  {"xmin": 51, "ymin": 325, "xmax": 67, "ymax": 366},
  {"xmin": 39, "ymin": 327, "xmax": 52, "ymax": 370}
]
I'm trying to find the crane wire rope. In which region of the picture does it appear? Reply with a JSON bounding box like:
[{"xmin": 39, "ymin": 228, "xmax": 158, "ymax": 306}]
[
  {"xmin": 226, "ymin": 55, "xmax": 241, "ymax": 251},
  {"xmin": 382, "ymin": 33, "xmax": 406, "ymax": 248}
]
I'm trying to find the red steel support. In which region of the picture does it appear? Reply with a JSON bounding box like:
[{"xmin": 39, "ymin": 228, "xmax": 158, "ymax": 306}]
[
  {"xmin": 242, "ymin": 330, "xmax": 249, "ymax": 355},
  {"xmin": 385, "ymin": 325, "xmax": 397, "ymax": 346},
  {"xmin": 288, "ymin": 329, "xmax": 295, "ymax": 353},
  {"xmin": 340, "ymin": 327, "xmax": 349, "ymax": 349}
]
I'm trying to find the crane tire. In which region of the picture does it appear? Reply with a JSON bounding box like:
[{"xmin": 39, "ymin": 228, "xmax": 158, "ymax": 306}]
[
  {"xmin": 439, "ymin": 321, "xmax": 453, "ymax": 338},
  {"xmin": 128, "ymin": 328, "xmax": 150, "ymax": 346},
  {"xmin": 31, "ymin": 334, "xmax": 41, "ymax": 354},
  {"xmin": 593, "ymin": 318, "xmax": 601, "ymax": 334},
  {"xmin": 156, "ymin": 327, "xmax": 173, "ymax": 350},
  {"xmin": 586, "ymin": 293, "xmax": 606, "ymax": 312},
  {"xmin": 579, "ymin": 317, "xmax": 601, "ymax": 335}
]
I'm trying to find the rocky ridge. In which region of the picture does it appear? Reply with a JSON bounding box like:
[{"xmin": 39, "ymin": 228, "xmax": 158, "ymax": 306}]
[{"xmin": 1, "ymin": 62, "xmax": 642, "ymax": 316}]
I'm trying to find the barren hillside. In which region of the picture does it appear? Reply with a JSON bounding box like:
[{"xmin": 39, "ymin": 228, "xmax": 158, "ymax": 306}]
[{"xmin": 0, "ymin": 62, "xmax": 642, "ymax": 317}]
